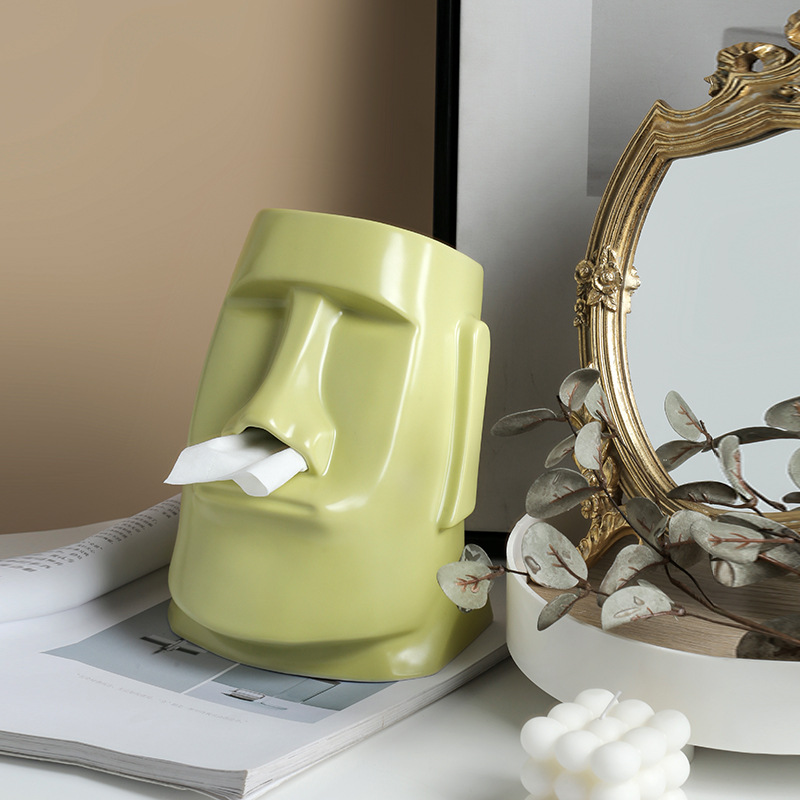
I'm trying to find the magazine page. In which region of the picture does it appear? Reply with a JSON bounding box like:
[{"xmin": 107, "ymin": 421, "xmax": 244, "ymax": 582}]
[
  {"xmin": 0, "ymin": 496, "xmax": 180, "ymax": 623},
  {"xmin": 0, "ymin": 552, "xmax": 507, "ymax": 800}
]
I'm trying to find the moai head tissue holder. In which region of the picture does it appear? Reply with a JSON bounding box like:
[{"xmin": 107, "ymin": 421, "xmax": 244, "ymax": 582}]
[{"xmin": 166, "ymin": 209, "xmax": 491, "ymax": 681}]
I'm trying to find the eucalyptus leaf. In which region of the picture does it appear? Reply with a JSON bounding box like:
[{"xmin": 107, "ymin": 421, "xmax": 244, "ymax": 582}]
[
  {"xmin": 664, "ymin": 391, "xmax": 705, "ymax": 442},
  {"xmin": 635, "ymin": 579, "xmax": 663, "ymax": 593},
  {"xmin": 525, "ymin": 468, "xmax": 600, "ymax": 519},
  {"xmin": 715, "ymin": 511, "xmax": 800, "ymax": 541},
  {"xmin": 714, "ymin": 426, "xmax": 800, "ymax": 447},
  {"xmin": 762, "ymin": 543, "xmax": 800, "ymax": 570},
  {"xmin": 520, "ymin": 521, "xmax": 588, "ymax": 589},
  {"xmin": 689, "ymin": 515, "xmax": 765, "ymax": 564},
  {"xmin": 656, "ymin": 440, "xmax": 706, "ymax": 471},
  {"xmin": 584, "ymin": 382, "xmax": 611, "ymax": 423},
  {"xmin": 436, "ymin": 561, "xmax": 494, "ymax": 610},
  {"xmin": 558, "ymin": 368, "xmax": 600, "ymax": 412},
  {"xmin": 598, "ymin": 544, "xmax": 664, "ymax": 599},
  {"xmin": 788, "ymin": 447, "xmax": 800, "ymax": 490},
  {"xmin": 718, "ymin": 435, "xmax": 752, "ymax": 498},
  {"xmin": 490, "ymin": 408, "xmax": 560, "ymax": 437},
  {"xmin": 537, "ymin": 590, "xmax": 582, "ymax": 631},
  {"xmin": 736, "ymin": 615, "xmax": 800, "ymax": 661},
  {"xmin": 667, "ymin": 508, "xmax": 706, "ymax": 541},
  {"xmin": 460, "ymin": 543, "xmax": 492, "ymax": 566},
  {"xmin": 544, "ymin": 434, "xmax": 576, "ymax": 469},
  {"xmin": 667, "ymin": 481, "xmax": 741, "ymax": 505},
  {"xmin": 712, "ymin": 558, "xmax": 785, "ymax": 588},
  {"xmin": 764, "ymin": 397, "xmax": 800, "ymax": 432},
  {"xmin": 600, "ymin": 584, "xmax": 673, "ymax": 630},
  {"xmin": 666, "ymin": 509, "xmax": 705, "ymax": 568},
  {"xmin": 783, "ymin": 491, "xmax": 800, "ymax": 505},
  {"xmin": 574, "ymin": 420, "xmax": 603, "ymax": 471},
  {"xmin": 624, "ymin": 497, "xmax": 668, "ymax": 548}
]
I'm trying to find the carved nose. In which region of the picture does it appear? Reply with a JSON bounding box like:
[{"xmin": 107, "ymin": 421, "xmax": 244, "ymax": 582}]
[{"xmin": 222, "ymin": 291, "xmax": 338, "ymax": 475}]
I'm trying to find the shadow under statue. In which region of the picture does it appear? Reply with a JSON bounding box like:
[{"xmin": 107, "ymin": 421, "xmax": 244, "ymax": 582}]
[{"xmin": 167, "ymin": 209, "xmax": 492, "ymax": 681}]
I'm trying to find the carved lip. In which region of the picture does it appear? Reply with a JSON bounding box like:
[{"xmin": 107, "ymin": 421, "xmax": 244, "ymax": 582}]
[{"xmin": 191, "ymin": 480, "xmax": 315, "ymax": 515}]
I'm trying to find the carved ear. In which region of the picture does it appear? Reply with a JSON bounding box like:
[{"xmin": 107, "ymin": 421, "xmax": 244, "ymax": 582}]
[{"xmin": 437, "ymin": 316, "xmax": 491, "ymax": 530}]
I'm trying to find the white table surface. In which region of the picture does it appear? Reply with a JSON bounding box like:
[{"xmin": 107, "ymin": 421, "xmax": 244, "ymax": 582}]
[
  {"xmin": 1, "ymin": 654, "xmax": 798, "ymax": 800},
  {"xmin": 2, "ymin": 524, "xmax": 798, "ymax": 799}
]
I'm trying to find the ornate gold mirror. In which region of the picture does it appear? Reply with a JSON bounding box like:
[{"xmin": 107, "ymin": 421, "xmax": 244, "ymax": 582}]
[{"xmin": 576, "ymin": 11, "xmax": 800, "ymax": 562}]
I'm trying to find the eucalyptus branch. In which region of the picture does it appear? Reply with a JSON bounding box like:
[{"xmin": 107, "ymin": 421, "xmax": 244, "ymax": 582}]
[
  {"xmin": 747, "ymin": 485, "xmax": 787, "ymax": 513},
  {"xmin": 669, "ymin": 604, "xmax": 755, "ymax": 635},
  {"xmin": 458, "ymin": 370, "xmax": 800, "ymax": 661},
  {"xmin": 557, "ymin": 395, "xmax": 726, "ymax": 610},
  {"xmin": 757, "ymin": 552, "xmax": 800, "ymax": 578},
  {"xmin": 461, "ymin": 564, "xmax": 512, "ymax": 584},
  {"xmin": 557, "ymin": 396, "xmax": 635, "ymax": 528},
  {"xmin": 660, "ymin": 551, "xmax": 716, "ymax": 608},
  {"xmin": 699, "ymin": 420, "xmax": 715, "ymax": 453}
]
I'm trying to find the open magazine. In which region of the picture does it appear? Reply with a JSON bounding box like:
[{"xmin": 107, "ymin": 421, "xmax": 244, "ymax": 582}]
[{"xmin": 0, "ymin": 500, "xmax": 507, "ymax": 799}]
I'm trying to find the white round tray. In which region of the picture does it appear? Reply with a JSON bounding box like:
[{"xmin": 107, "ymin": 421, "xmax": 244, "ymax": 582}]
[{"xmin": 506, "ymin": 515, "xmax": 800, "ymax": 754}]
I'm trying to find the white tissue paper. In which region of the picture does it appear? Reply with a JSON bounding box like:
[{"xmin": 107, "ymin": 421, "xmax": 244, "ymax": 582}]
[{"xmin": 165, "ymin": 429, "xmax": 307, "ymax": 496}]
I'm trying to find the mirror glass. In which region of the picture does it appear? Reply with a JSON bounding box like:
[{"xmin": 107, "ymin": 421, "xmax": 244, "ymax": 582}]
[{"xmin": 627, "ymin": 130, "xmax": 800, "ymax": 504}]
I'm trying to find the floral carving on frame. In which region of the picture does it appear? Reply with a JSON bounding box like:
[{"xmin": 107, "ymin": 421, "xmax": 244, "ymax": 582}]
[{"xmin": 574, "ymin": 245, "xmax": 624, "ymax": 326}]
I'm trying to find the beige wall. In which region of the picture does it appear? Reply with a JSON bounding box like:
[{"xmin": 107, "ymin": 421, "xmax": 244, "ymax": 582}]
[{"xmin": 1, "ymin": 1, "xmax": 436, "ymax": 533}]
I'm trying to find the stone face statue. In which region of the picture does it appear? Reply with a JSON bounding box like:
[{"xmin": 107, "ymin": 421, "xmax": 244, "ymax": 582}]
[{"xmin": 167, "ymin": 209, "xmax": 491, "ymax": 680}]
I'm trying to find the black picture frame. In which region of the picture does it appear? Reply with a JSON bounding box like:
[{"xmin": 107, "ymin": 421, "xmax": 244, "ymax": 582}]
[
  {"xmin": 433, "ymin": 0, "xmax": 460, "ymax": 248},
  {"xmin": 434, "ymin": 0, "xmax": 505, "ymax": 555}
]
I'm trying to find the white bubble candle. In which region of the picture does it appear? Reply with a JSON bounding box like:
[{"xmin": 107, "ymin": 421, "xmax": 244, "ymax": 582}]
[{"xmin": 520, "ymin": 689, "xmax": 691, "ymax": 800}]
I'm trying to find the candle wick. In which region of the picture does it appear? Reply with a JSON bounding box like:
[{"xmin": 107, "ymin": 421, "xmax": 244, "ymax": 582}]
[{"xmin": 599, "ymin": 691, "xmax": 622, "ymax": 719}]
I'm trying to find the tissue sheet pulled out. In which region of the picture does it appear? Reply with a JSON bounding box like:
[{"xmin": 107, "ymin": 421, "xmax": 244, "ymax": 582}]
[{"xmin": 165, "ymin": 430, "xmax": 307, "ymax": 497}]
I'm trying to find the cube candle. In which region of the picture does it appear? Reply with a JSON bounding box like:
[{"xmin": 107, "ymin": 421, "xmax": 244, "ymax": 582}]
[{"xmin": 520, "ymin": 689, "xmax": 691, "ymax": 800}]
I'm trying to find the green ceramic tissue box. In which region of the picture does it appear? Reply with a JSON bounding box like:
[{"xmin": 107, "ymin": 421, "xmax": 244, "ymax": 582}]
[{"xmin": 167, "ymin": 209, "xmax": 491, "ymax": 681}]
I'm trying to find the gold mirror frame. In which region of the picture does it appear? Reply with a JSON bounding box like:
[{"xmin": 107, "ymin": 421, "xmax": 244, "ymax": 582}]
[{"xmin": 575, "ymin": 11, "xmax": 800, "ymax": 564}]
